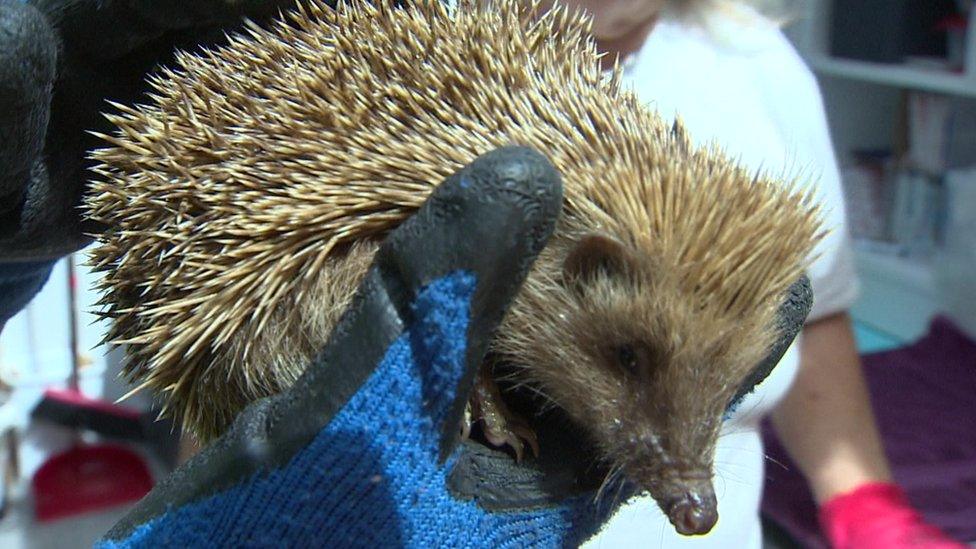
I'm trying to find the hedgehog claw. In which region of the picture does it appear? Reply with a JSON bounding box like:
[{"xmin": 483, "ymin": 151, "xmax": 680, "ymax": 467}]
[
  {"xmin": 460, "ymin": 402, "xmax": 472, "ymax": 441},
  {"xmin": 483, "ymin": 421, "xmax": 540, "ymax": 463},
  {"xmin": 511, "ymin": 423, "xmax": 540, "ymax": 459}
]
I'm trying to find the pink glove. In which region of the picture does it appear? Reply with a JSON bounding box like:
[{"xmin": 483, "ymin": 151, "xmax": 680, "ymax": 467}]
[{"xmin": 819, "ymin": 482, "xmax": 966, "ymax": 549}]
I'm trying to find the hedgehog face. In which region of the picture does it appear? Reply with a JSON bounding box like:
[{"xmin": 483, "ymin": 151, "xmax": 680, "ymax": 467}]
[{"xmin": 515, "ymin": 232, "xmax": 777, "ymax": 535}]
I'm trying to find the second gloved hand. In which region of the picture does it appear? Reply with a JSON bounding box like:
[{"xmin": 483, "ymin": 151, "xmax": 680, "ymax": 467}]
[{"xmin": 820, "ymin": 482, "xmax": 967, "ymax": 549}]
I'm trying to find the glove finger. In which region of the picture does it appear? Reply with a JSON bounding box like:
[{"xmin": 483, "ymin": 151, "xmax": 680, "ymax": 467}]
[
  {"xmin": 101, "ymin": 146, "xmax": 562, "ymax": 542},
  {"xmin": 270, "ymin": 145, "xmax": 563, "ymax": 461},
  {"xmin": 0, "ymin": 260, "xmax": 55, "ymax": 329},
  {"xmin": 0, "ymin": 0, "xmax": 56, "ymax": 224}
]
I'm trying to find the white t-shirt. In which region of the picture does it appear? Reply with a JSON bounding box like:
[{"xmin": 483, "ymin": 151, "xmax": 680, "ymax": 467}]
[{"xmin": 584, "ymin": 6, "xmax": 858, "ymax": 548}]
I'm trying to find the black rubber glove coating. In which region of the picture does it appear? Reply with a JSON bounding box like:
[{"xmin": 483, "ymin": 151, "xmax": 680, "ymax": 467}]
[
  {"xmin": 731, "ymin": 275, "xmax": 814, "ymax": 407},
  {"xmin": 0, "ymin": 0, "xmax": 56, "ymax": 230},
  {"xmin": 0, "ymin": 0, "xmax": 334, "ymax": 261},
  {"xmin": 105, "ymin": 145, "xmax": 563, "ymax": 540}
]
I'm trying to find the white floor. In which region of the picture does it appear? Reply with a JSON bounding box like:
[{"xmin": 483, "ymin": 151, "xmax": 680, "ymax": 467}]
[{"xmin": 0, "ymin": 482, "xmax": 134, "ymax": 549}]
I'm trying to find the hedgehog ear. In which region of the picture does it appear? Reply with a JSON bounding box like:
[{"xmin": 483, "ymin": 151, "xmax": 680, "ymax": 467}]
[{"xmin": 563, "ymin": 234, "xmax": 634, "ymax": 292}]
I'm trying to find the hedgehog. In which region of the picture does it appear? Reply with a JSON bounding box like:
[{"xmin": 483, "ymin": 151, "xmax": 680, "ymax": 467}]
[{"xmin": 85, "ymin": 0, "xmax": 822, "ymax": 536}]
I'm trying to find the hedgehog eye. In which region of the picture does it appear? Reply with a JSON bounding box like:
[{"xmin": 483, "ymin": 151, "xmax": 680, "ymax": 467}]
[{"xmin": 615, "ymin": 344, "xmax": 639, "ymax": 374}]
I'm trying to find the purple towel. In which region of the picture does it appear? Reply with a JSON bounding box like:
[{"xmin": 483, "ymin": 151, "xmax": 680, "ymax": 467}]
[{"xmin": 761, "ymin": 316, "xmax": 976, "ymax": 548}]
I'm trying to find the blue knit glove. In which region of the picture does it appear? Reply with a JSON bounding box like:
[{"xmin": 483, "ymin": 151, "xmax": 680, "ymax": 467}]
[{"xmin": 97, "ymin": 147, "xmax": 620, "ymax": 548}]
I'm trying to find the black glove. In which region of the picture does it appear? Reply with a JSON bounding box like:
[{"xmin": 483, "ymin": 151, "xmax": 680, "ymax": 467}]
[{"xmin": 0, "ymin": 0, "xmax": 318, "ymax": 262}]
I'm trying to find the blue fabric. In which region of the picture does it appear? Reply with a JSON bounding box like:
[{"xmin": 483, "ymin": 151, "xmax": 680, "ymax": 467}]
[
  {"xmin": 0, "ymin": 260, "xmax": 55, "ymax": 324},
  {"xmin": 99, "ymin": 272, "xmax": 611, "ymax": 548},
  {"xmin": 853, "ymin": 321, "xmax": 904, "ymax": 353}
]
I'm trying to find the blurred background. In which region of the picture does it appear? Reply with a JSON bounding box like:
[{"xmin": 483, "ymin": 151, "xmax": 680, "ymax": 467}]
[
  {"xmin": 0, "ymin": 1, "xmax": 973, "ymax": 547},
  {"xmin": 771, "ymin": 1, "xmax": 976, "ymax": 547},
  {"xmin": 786, "ymin": 0, "xmax": 976, "ymax": 348}
]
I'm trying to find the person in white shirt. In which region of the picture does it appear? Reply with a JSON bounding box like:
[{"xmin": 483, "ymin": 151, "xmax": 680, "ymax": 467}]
[{"xmin": 530, "ymin": 1, "xmax": 964, "ymax": 547}]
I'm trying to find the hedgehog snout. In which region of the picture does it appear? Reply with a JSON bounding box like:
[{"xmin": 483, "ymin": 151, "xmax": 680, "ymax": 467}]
[
  {"xmin": 662, "ymin": 479, "xmax": 718, "ymax": 536},
  {"xmin": 619, "ymin": 434, "xmax": 719, "ymax": 535}
]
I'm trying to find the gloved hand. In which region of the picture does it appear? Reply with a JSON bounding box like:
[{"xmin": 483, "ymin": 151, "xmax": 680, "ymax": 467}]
[
  {"xmin": 95, "ymin": 147, "xmax": 622, "ymax": 548},
  {"xmin": 0, "ymin": 259, "xmax": 54, "ymax": 332},
  {"xmin": 819, "ymin": 482, "xmax": 967, "ymax": 549},
  {"xmin": 0, "ymin": 0, "xmax": 328, "ymax": 327}
]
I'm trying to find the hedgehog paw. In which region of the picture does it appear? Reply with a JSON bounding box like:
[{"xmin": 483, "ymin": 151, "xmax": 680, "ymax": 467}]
[
  {"xmin": 469, "ymin": 367, "xmax": 539, "ymax": 463},
  {"xmin": 482, "ymin": 416, "xmax": 539, "ymax": 464}
]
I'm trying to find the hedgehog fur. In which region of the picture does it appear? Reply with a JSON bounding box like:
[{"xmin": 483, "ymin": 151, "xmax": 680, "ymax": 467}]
[{"xmin": 86, "ymin": 0, "xmax": 822, "ymax": 521}]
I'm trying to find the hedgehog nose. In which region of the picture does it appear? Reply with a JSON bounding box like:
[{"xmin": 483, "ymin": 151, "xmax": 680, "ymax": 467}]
[{"xmin": 667, "ymin": 490, "xmax": 718, "ymax": 536}]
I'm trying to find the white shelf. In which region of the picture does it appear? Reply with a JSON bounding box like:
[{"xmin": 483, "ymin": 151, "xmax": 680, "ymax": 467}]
[
  {"xmin": 809, "ymin": 55, "xmax": 976, "ymax": 98},
  {"xmin": 792, "ymin": 0, "xmax": 976, "ymax": 98}
]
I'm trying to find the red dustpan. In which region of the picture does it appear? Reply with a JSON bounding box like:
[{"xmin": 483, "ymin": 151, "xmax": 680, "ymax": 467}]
[
  {"xmin": 33, "ymin": 444, "xmax": 153, "ymax": 521},
  {"xmin": 31, "ymin": 256, "xmax": 153, "ymax": 521}
]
